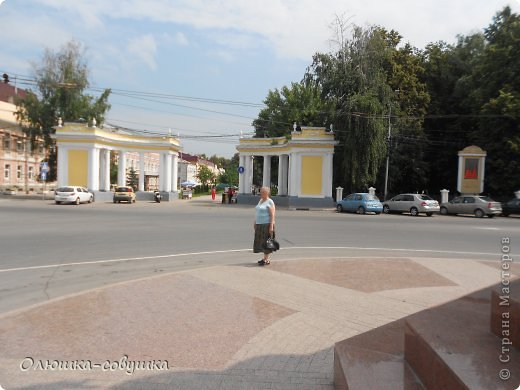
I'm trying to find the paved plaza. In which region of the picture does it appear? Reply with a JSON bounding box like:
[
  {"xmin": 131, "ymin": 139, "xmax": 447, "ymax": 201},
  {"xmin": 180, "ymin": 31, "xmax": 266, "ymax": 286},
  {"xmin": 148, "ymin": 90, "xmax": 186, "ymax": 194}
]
[{"xmin": 1, "ymin": 254, "xmax": 517, "ymax": 389}]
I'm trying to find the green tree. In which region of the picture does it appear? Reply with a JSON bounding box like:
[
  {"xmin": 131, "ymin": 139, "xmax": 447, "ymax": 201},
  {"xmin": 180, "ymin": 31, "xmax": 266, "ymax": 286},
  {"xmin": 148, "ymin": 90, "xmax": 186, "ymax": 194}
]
[
  {"xmin": 420, "ymin": 6, "xmax": 519, "ymax": 197},
  {"xmin": 468, "ymin": 6, "xmax": 520, "ymax": 196},
  {"xmin": 252, "ymin": 80, "xmax": 328, "ymax": 138},
  {"xmin": 196, "ymin": 165, "xmax": 216, "ymax": 191},
  {"xmin": 377, "ymin": 29, "xmax": 430, "ymax": 195},
  {"xmin": 306, "ymin": 25, "xmax": 394, "ymax": 192},
  {"xmin": 420, "ymin": 38, "xmax": 483, "ymax": 193},
  {"xmin": 217, "ymin": 153, "xmax": 239, "ymax": 186},
  {"xmin": 127, "ymin": 167, "xmax": 139, "ymax": 191},
  {"xmin": 15, "ymin": 40, "xmax": 111, "ymax": 181}
]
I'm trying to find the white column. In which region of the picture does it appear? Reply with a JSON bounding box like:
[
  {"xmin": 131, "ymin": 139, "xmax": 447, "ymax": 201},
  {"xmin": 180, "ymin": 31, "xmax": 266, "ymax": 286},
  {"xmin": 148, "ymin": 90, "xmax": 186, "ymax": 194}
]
[
  {"xmin": 277, "ymin": 155, "xmax": 283, "ymax": 195},
  {"xmin": 480, "ymin": 156, "xmax": 486, "ymax": 193},
  {"xmin": 238, "ymin": 155, "xmax": 245, "ymax": 194},
  {"xmin": 262, "ymin": 155, "xmax": 271, "ymax": 188},
  {"xmin": 165, "ymin": 153, "xmax": 172, "ymax": 192},
  {"xmin": 322, "ymin": 153, "xmax": 333, "ymax": 197},
  {"xmin": 118, "ymin": 151, "xmax": 126, "ymax": 187},
  {"xmin": 88, "ymin": 147, "xmax": 100, "ymax": 190},
  {"xmin": 244, "ymin": 155, "xmax": 253, "ymax": 194},
  {"xmin": 99, "ymin": 149, "xmax": 106, "ymax": 190},
  {"xmin": 283, "ymin": 154, "xmax": 289, "ymax": 195},
  {"xmin": 287, "ymin": 154, "xmax": 292, "ymax": 196},
  {"xmin": 57, "ymin": 146, "xmax": 68, "ymax": 187},
  {"xmin": 102, "ymin": 149, "xmax": 111, "ymax": 191},
  {"xmin": 457, "ymin": 155, "xmax": 463, "ymax": 192},
  {"xmin": 158, "ymin": 153, "xmax": 165, "ymax": 191},
  {"xmin": 288, "ymin": 153, "xmax": 300, "ymax": 196},
  {"xmin": 138, "ymin": 152, "xmax": 145, "ymax": 192},
  {"xmin": 171, "ymin": 153, "xmax": 178, "ymax": 192}
]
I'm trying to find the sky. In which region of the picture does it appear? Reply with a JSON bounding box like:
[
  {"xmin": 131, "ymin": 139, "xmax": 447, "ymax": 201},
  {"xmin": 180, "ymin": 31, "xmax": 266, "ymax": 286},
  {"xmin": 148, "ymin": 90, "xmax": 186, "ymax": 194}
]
[{"xmin": 1, "ymin": 0, "xmax": 519, "ymax": 157}]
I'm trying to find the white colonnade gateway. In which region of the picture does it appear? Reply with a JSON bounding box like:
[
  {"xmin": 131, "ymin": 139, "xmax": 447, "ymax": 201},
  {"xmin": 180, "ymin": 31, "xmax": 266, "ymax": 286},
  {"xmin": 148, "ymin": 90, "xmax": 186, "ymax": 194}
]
[
  {"xmin": 236, "ymin": 127, "xmax": 337, "ymax": 208},
  {"xmin": 53, "ymin": 121, "xmax": 181, "ymax": 201}
]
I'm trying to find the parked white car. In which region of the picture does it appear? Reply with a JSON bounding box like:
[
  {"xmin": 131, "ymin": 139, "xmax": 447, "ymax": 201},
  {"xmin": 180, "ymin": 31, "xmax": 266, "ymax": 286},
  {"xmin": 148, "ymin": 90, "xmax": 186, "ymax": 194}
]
[{"xmin": 55, "ymin": 186, "xmax": 94, "ymax": 205}]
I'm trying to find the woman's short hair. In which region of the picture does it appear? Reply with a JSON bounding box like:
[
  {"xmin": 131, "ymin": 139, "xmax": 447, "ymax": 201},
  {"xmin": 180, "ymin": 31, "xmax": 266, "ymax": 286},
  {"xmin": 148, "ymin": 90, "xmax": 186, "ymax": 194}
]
[{"xmin": 260, "ymin": 186, "xmax": 271, "ymax": 194}]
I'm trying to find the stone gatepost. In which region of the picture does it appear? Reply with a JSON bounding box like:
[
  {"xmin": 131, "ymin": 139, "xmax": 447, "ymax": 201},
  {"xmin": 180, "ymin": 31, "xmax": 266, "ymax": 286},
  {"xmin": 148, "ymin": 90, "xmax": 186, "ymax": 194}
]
[
  {"xmin": 336, "ymin": 187, "xmax": 343, "ymax": 202},
  {"xmin": 440, "ymin": 189, "xmax": 449, "ymax": 204}
]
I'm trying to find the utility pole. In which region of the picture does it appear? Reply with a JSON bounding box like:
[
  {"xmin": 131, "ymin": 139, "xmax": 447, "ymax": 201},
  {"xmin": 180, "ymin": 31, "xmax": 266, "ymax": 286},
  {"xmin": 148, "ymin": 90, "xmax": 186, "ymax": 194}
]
[
  {"xmin": 383, "ymin": 104, "xmax": 391, "ymax": 201},
  {"xmin": 383, "ymin": 89, "xmax": 399, "ymax": 201}
]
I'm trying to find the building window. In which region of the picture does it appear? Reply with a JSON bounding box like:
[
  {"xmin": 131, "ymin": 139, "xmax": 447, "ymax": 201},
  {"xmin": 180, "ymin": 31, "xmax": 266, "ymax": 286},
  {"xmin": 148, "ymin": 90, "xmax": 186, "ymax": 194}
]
[
  {"xmin": 4, "ymin": 164, "xmax": 10, "ymax": 179},
  {"xmin": 17, "ymin": 140, "xmax": 24, "ymax": 153},
  {"xmin": 38, "ymin": 143, "xmax": 44, "ymax": 155},
  {"xmin": 17, "ymin": 165, "xmax": 22, "ymax": 179},
  {"xmin": 3, "ymin": 135, "xmax": 11, "ymax": 151},
  {"xmin": 28, "ymin": 166, "xmax": 34, "ymax": 180}
]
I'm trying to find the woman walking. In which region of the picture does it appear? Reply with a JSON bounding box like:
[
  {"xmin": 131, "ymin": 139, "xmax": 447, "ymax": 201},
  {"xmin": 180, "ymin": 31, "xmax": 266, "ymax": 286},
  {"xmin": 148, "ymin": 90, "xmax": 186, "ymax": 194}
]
[{"xmin": 253, "ymin": 186, "xmax": 276, "ymax": 265}]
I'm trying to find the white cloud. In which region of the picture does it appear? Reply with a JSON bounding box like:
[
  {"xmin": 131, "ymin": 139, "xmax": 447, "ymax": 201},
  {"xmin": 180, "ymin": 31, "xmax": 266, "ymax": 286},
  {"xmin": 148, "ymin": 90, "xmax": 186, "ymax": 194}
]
[
  {"xmin": 22, "ymin": 0, "xmax": 520, "ymax": 62},
  {"xmin": 31, "ymin": 0, "xmax": 520, "ymax": 61},
  {"xmin": 208, "ymin": 49, "xmax": 236, "ymax": 63},
  {"xmin": 33, "ymin": 0, "xmax": 105, "ymax": 29},
  {"xmin": 127, "ymin": 34, "xmax": 158, "ymax": 70},
  {"xmin": 174, "ymin": 32, "xmax": 189, "ymax": 46}
]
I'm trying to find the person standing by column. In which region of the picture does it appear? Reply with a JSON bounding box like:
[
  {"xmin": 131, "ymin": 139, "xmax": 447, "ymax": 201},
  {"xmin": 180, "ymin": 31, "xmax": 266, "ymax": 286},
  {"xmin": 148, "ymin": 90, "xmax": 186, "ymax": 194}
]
[
  {"xmin": 253, "ymin": 186, "xmax": 276, "ymax": 265},
  {"xmin": 211, "ymin": 186, "xmax": 216, "ymax": 201}
]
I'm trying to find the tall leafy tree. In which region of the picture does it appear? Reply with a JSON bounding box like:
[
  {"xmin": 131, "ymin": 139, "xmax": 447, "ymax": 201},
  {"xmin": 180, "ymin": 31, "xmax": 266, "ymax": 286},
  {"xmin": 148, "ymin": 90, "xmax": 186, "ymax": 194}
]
[
  {"xmin": 15, "ymin": 40, "xmax": 111, "ymax": 181},
  {"xmin": 420, "ymin": 37, "xmax": 484, "ymax": 194},
  {"xmin": 421, "ymin": 6, "xmax": 519, "ymax": 197},
  {"xmin": 196, "ymin": 165, "xmax": 216, "ymax": 190},
  {"xmin": 252, "ymin": 80, "xmax": 328, "ymax": 138},
  {"xmin": 216, "ymin": 153, "xmax": 239, "ymax": 186},
  {"xmin": 468, "ymin": 6, "xmax": 520, "ymax": 196},
  {"xmin": 306, "ymin": 25, "xmax": 394, "ymax": 192},
  {"xmin": 378, "ymin": 29, "xmax": 430, "ymax": 195}
]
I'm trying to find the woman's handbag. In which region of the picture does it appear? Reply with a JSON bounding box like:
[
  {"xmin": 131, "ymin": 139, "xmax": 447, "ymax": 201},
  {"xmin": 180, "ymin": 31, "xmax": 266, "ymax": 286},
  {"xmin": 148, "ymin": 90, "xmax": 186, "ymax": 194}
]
[{"xmin": 264, "ymin": 234, "xmax": 280, "ymax": 251}]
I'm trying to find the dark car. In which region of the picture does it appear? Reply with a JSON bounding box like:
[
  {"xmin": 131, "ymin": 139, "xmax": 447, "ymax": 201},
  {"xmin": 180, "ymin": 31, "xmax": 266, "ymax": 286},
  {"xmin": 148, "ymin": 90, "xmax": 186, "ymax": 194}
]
[{"xmin": 502, "ymin": 198, "xmax": 520, "ymax": 217}]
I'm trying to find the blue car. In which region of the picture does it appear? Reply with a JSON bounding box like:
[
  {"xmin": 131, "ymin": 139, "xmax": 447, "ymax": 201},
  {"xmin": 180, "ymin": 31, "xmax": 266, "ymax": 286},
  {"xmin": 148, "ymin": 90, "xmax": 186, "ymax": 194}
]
[{"xmin": 336, "ymin": 193, "xmax": 383, "ymax": 214}]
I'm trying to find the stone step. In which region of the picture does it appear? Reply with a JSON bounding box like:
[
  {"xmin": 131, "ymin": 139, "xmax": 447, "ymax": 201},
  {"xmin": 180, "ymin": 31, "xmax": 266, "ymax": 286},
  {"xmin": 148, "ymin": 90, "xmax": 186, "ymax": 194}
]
[
  {"xmin": 491, "ymin": 279, "xmax": 520, "ymax": 348},
  {"xmin": 334, "ymin": 319, "xmax": 425, "ymax": 390},
  {"xmin": 405, "ymin": 286, "xmax": 520, "ymax": 390}
]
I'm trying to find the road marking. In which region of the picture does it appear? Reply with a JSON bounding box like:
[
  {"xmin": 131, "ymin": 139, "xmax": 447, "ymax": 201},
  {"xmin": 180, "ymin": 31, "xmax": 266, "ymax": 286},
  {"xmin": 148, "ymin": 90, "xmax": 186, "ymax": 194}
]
[
  {"xmin": 0, "ymin": 249, "xmax": 251, "ymax": 273},
  {"xmin": 285, "ymin": 246, "xmax": 500, "ymax": 256},
  {"xmin": 473, "ymin": 227, "xmax": 500, "ymax": 230},
  {"xmin": 0, "ymin": 246, "xmax": 508, "ymax": 274}
]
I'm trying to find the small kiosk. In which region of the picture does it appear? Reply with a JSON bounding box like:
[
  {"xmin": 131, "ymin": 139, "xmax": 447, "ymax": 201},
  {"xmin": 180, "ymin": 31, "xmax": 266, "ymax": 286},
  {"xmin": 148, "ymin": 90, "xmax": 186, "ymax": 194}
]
[{"xmin": 457, "ymin": 145, "xmax": 487, "ymax": 195}]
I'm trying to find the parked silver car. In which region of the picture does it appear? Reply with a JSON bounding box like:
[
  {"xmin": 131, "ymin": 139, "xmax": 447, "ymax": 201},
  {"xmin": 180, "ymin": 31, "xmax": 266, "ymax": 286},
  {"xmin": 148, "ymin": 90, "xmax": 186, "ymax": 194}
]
[
  {"xmin": 440, "ymin": 195, "xmax": 502, "ymax": 218},
  {"xmin": 383, "ymin": 193, "xmax": 440, "ymax": 216}
]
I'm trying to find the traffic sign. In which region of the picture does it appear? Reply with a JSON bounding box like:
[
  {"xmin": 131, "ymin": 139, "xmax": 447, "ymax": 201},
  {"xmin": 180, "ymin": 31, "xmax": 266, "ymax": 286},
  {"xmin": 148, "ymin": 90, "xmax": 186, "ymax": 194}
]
[
  {"xmin": 40, "ymin": 171, "xmax": 47, "ymax": 181},
  {"xmin": 40, "ymin": 162, "xmax": 50, "ymax": 173},
  {"xmin": 238, "ymin": 166, "xmax": 245, "ymax": 174}
]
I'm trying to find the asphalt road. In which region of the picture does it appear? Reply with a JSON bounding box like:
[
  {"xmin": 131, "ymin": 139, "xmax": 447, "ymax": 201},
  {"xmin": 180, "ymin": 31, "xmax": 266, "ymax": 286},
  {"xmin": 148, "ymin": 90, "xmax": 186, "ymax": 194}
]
[{"xmin": 1, "ymin": 196, "xmax": 519, "ymax": 314}]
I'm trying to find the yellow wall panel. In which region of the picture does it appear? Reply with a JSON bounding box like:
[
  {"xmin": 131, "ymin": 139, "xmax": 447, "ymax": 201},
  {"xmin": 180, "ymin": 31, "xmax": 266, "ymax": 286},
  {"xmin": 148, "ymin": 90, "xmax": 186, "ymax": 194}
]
[
  {"xmin": 301, "ymin": 156, "xmax": 323, "ymax": 195},
  {"xmin": 68, "ymin": 150, "xmax": 88, "ymax": 187}
]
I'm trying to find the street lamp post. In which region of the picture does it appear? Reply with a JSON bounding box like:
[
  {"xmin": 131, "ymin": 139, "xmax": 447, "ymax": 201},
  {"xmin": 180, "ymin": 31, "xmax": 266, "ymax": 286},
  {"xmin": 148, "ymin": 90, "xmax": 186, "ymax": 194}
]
[
  {"xmin": 383, "ymin": 105, "xmax": 391, "ymax": 201},
  {"xmin": 383, "ymin": 90, "xmax": 399, "ymax": 201}
]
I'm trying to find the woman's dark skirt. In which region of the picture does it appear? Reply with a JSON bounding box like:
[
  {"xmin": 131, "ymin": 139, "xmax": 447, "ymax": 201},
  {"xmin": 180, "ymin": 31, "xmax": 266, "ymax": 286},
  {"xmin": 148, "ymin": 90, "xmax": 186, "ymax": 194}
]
[{"xmin": 253, "ymin": 223, "xmax": 273, "ymax": 254}]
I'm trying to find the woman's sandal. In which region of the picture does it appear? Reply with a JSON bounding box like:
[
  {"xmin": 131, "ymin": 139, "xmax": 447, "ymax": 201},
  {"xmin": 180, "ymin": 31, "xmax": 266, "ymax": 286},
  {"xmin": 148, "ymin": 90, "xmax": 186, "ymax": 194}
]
[{"xmin": 258, "ymin": 259, "xmax": 270, "ymax": 266}]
